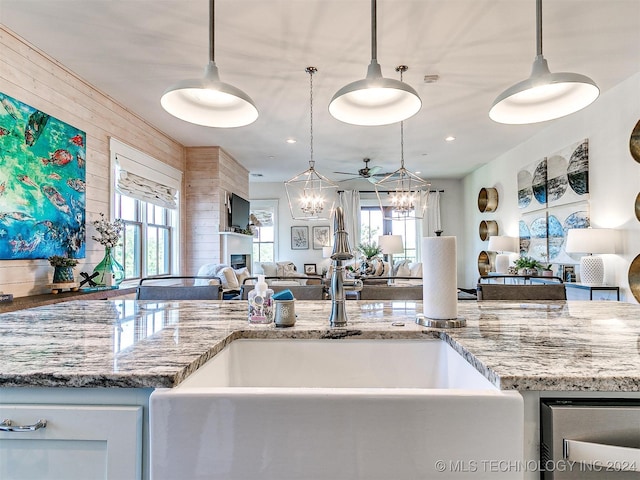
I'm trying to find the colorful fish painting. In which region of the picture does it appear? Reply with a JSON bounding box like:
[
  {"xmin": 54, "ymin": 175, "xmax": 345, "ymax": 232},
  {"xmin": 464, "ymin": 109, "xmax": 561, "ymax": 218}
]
[
  {"xmin": 25, "ymin": 110, "xmax": 50, "ymax": 147},
  {"xmin": 66, "ymin": 178, "xmax": 85, "ymax": 192},
  {"xmin": 17, "ymin": 175, "xmax": 38, "ymax": 188},
  {"xmin": 41, "ymin": 185, "xmax": 70, "ymax": 214},
  {"xmin": 70, "ymin": 134, "xmax": 84, "ymax": 147},
  {"xmin": 42, "ymin": 149, "xmax": 73, "ymax": 166},
  {"xmin": 0, "ymin": 91, "xmax": 85, "ymax": 259}
]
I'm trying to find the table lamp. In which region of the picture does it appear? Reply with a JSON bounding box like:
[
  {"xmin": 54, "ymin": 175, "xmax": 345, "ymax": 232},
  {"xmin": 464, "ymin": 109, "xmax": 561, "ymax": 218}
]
[
  {"xmin": 487, "ymin": 236, "xmax": 518, "ymax": 274},
  {"xmin": 378, "ymin": 235, "xmax": 404, "ymax": 284},
  {"xmin": 565, "ymin": 228, "xmax": 616, "ymax": 285}
]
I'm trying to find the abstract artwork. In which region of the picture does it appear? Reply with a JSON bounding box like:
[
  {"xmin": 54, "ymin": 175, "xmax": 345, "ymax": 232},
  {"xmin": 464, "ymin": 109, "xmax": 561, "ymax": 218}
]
[
  {"xmin": 547, "ymin": 202, "xmax": 590, "ymax": 263},
  {"xmin": 519, "ymin": 212, "xmax": 548, "ymax": 262},
  {"xmin": 547, "ymin": 139, "xmax": 589, "ymax": 207},
  {"xmin": 0, "ymin": 92, "xmax": 86, "ymax": 259},
  {"xmin": 518, "ymin": 139, "xmax": 590, "ymax": 266}
]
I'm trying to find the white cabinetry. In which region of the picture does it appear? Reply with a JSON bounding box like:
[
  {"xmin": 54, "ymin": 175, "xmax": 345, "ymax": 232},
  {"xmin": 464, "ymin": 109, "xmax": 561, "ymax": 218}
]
[{"xmin": 0, "ymin": 388, "xmax": 151, "ymax": 480}]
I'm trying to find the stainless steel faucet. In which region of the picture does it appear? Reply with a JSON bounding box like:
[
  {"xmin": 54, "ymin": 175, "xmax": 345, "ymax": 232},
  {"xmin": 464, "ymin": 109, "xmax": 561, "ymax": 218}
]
[{"xmin": 329, "ymin": 207, "xmax": 363, "ymax": 327}]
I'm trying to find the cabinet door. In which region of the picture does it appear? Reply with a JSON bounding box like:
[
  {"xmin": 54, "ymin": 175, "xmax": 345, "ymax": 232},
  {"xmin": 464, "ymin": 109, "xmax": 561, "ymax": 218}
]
[{"xmin": 0, "ymin": 404, "xmax": 142, "ymax": 480}]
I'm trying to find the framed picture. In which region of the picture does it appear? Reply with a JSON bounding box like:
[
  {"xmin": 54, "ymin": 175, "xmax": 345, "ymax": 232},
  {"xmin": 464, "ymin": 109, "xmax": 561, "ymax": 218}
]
[
  {"xmin": 304, "ymin": 264, "xmax": 317, "ymax": 275},
  {"xmin": 291, "ymin": 226, "xmax": 309, "ymax": 250},
  {"xmin": 562, "ymin": 264, "xmax": 576, "ymax": 283},
  {"xmin": 312, "ymin": 225, "xmax": 330, "ymax": 250}
]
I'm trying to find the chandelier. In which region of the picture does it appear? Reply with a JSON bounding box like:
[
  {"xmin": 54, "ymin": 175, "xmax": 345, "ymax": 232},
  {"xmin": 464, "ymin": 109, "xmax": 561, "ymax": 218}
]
[
  {"xmin": 374, "ymin": 67, "xmax": 430, "ymax": 220},
  {"xmin": 285, "ymin": 67, "xmax": 338, "ymax": 221}
]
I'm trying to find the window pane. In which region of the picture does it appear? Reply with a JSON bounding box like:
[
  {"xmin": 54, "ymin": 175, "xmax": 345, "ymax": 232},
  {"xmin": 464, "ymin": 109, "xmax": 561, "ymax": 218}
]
[
  {"xmin": 260, "ymin": 225, "xmax": 274, "ymax": 242},
  {"xmin": 158, "ymin": 227, "xmax": 170, "ymax": 275},
  {"xmin": 360, "ymin": 208, "xmax": 383, "ymax": 245},
  {"xmin": 120, "ymin": 196, "xmax": 137, "ymax": 221},
  {"xmin": 155, "ymin": 205, "xmax": 166, "ymax": 225},
  {"xmin": 120, "ymin": 223, "xmax": 141, "ymax": 279},
  {"xmin": 147, "ymin": 203, "xmax": 155, "ymax": 224},
  {"xmin": 260, "ymin": 243, "xmax": 274, "ymax": 263},
  {"xmin": 147, "ymin": 226, "xmax": 158, "ymax": 276}
]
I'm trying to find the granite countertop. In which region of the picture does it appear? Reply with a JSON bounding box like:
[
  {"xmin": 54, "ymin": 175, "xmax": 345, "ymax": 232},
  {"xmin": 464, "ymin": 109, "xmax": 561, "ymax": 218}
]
[{"xmin": 0, "ymin": 299, "xmax": 639, "ymax": 391}]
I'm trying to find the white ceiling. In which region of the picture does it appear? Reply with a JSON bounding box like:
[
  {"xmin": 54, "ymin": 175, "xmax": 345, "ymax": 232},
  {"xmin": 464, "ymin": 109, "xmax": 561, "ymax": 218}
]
[{"xmin": 1, "ymin": 1, "xmax": 638, "ymax": 183}]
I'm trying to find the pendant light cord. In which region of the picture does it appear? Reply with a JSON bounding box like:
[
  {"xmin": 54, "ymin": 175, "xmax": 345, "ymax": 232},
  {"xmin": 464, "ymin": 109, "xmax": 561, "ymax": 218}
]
[
  {"xmin": 371, "ymin": 0, "xmax": 377, "ymax": 62},
  {"xmin": 396, "ymin": 65, "xmax": 408, "ymax": 169},
  {"xmin": 209, "ymin": 0, "xmax": 215, "ymax": 63},
  {"xmin": 536, "ymin": 0, "xmax": 542, "ymax": 57},
  {"xmin": 306, "ymin": 67, "xmax": 317, "ymax": 169}
]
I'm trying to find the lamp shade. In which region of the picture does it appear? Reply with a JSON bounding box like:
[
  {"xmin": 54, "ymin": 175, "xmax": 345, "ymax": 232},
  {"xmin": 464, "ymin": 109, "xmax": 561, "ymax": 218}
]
[
  {"xmin": 487, "ymin": 235, "xmax": 518, "ymax": 253},
  {"xmin": 489, "ymin": 56, "xmax": 599, "ymax": 124},
  {"xmin": 161, "ymin": 62, "xmax": 259, "ymax": 128},
  {"xmin": 378, "ymin": 234, "xmax": 404, "ymax": 254},
  {"xmin": 565, "ymin": 228, "xmax": 616, "ymax": 254},
  {"xmin": 488, "ymin": 0, "xmax": 599, "ymax": 125},
  {"xmin": 329, "ymin": 61, "xmax": 422, "ymax": 126}
]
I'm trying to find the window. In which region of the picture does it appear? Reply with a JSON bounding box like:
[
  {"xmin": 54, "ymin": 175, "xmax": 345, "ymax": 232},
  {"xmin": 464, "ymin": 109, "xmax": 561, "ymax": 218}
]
[
  {"xmin": 360, "ymin": 206, "xmax": 416, "ymax": 262},
  {"xmin": 114, "ymin": 194, "xmax": 175, "ymax": 280},
  {"xmin": 110, "ymin": 138, "xmax": 182, "ymax": 281},
  {"xmin": 250, "ymin": 200, "xmax": 277, "ymax": 266}
]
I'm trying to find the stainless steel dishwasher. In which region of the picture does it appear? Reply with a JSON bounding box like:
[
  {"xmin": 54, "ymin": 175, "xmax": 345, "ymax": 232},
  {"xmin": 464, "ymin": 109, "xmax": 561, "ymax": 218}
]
[{"xmin": 540, "ymin": 399, "xmax": 640, "ymax": 479}]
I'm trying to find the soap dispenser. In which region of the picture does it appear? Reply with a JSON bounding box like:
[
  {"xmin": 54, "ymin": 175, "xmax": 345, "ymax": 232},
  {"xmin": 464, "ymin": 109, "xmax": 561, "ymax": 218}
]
[{"xmin": 248, "ymin": 274, "xmax": 274, "ymax": 324}]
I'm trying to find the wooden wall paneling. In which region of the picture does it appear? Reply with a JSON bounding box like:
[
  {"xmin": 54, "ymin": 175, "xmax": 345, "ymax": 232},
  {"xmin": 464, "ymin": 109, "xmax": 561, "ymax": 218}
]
[{"xmin": 0, "ymin": 26, "xmax": 185, "ymax": 297}]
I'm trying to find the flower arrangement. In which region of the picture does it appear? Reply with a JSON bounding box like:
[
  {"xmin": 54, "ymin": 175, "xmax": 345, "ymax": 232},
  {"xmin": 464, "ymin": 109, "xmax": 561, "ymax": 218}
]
[
  {"xmin": 48, "ymin": 255, "xmax": 78, "ymax": 267},
  {"xmin": 92, "ymin": 213, "xmax": 124, "ymax": 248},
  {"xmin": 357, "ymin": 242, "xmax": 382, "ymax": 260}
]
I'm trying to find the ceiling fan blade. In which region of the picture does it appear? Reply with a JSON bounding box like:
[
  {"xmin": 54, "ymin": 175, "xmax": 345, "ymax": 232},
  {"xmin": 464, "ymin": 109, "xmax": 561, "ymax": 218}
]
[
  {"xmin": 367, "ymin": 176, "xmax": 378, "ymax": 184},
  {"xmin": 368, "ymin": 165, "xmax": 382, "ymax": 176},
  {"xmin": 333, "ymin": 171, "xmax": 357, "ymax": 175}
]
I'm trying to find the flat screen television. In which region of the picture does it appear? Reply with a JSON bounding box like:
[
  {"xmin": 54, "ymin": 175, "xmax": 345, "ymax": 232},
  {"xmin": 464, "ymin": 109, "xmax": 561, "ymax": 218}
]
[{"xmin": 229, "ymin": 193, "xmax": 250, "ymax": 230}]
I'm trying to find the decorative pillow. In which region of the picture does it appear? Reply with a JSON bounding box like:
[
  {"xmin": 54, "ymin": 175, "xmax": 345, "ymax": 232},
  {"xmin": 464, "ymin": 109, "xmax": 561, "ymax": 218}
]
[
  {"xmin": 234, "ymin": 267, "xmax": 250, "ymax": 287},
  {"xmin": 396, "ymin": 261, "xmax": 411, "ymax": 277},
  {"xmin": 261, "ymin": 263, "xmax": 277, "ymax": 277},
  {"xmin": 276, "ymin": 261, "xmax": 297, "ymax": 276},
  {"xmin": 374, "ymin": 259, "xmax": 385, "ymax": 276},
  {"xmin": 217, "ymin": 267, "xmax": 240, "ymax": 290},
  {"xmin": 409, "ymin": 262, "xmax": 423, "ymax": 278},
  {"xmin": 194, "ymin": 263, "xmax": 230, "ymax": 285}
]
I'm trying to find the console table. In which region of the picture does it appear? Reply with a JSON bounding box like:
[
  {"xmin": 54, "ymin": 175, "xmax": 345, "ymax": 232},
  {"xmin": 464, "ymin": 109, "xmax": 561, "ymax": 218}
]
[{"xmin": 564, "ymin": 282, "xmax": 620, "ymax": 301}]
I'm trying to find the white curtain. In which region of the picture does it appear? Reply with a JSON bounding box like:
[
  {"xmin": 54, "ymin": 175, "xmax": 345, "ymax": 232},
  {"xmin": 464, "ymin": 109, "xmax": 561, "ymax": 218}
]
[
  {"xmin": 417, "ymin": 190, "xmax": 442, "ymax": 259},
  {"xmin": 339, "ymin": 190, "xmax": 361, "ymax": 254}
]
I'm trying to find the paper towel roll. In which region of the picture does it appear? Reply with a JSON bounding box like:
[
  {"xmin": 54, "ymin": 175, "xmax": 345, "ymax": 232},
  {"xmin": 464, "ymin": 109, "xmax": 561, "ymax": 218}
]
[{"xmin": 422, "ymin": 236, "xmax": 458, "ymax": 320}]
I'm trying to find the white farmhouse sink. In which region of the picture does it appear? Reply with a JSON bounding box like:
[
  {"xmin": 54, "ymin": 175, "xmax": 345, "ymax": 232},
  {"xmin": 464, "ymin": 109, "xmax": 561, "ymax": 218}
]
[{"xmin": 150, "ymin": 339, "xmax": 523, "ymax": 480}]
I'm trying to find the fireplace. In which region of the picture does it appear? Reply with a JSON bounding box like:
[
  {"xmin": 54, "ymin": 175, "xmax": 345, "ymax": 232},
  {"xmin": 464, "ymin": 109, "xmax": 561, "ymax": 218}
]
[
  {"xmin": 230, "ymin": 254, "xmax": 249, "ymax": 270},
  {"xmin": 219, "ymin": 232, "xmax": 253, "ymax": 273}
]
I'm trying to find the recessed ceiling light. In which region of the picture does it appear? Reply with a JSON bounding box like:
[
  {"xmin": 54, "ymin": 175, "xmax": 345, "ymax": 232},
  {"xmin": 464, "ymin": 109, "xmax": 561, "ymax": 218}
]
[
  {"xmin": 445, "ymin": 136, "xmax": 456, "ymax": 142},
  {"xmin": 415, "ymin": 171, "xmax": 422, "ymax": 175},
  {"xmin": 286, "ymin": 139, "xmax": 296, "ymax": 144}
]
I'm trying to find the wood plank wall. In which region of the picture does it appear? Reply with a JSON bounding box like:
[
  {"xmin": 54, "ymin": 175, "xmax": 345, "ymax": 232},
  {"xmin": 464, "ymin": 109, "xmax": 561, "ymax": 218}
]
[
  {"xmin": 184, "ymin": 147, "xmax": 249, "ymax": 275},
  {"xmin": 0, "ymin": 26, "xmax": 186, "ymax": 297}
]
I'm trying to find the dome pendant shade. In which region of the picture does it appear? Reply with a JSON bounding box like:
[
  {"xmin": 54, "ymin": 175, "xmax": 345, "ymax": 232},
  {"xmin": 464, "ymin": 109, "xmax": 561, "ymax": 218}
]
[
  {"xmin": 489, "ymin": 56, "xmax": 599, "ymax": 124},
  {"xmin": 329, "ymin": 60, "xmax": 422, "ymax": 126},
  {"xmin": 489, "ymin": 0, "xmax": 599, "ymax": 125},
  {"xmin": 161, "ymin": 62, "xmax": 258, "ymax": 128},
  {"xmin": 160, "ymin": 0, "xmax": 258, "ymax": 128}
]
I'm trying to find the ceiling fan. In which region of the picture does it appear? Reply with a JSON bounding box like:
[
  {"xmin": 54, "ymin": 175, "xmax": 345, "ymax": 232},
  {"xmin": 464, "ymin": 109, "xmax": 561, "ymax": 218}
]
[{"xmin": 333, "ymin": 158, "xmax": 387, "ymax": 183}]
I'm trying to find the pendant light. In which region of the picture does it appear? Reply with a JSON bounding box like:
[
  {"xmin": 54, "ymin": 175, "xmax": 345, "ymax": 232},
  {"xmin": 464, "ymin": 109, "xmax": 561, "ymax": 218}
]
[
  {"xmin": 489, "ymin": 0, "xmax": 599, "ymax": 124},
  {"xmin": 161, "ymin": 0, "xmax": 258, "ymax": 128},
  {"xmin": 328, "ymin": 0, "xmax": 421, "ymax": 126},
  {"xmin": 285, "ymin": 67, "xmax": 338, "ymax": 221},
  {"xmin": 374, "ymin": 67, "xmax": 430, "ymax": 220}
]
